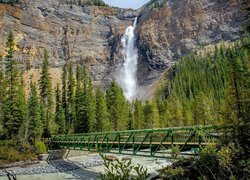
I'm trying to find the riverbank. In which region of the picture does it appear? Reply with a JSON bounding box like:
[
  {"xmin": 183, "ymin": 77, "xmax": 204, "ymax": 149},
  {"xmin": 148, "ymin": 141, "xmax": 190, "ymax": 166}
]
[{"xmin": 0, "ymin": 152, "xmax": 174, "ymax": 179}]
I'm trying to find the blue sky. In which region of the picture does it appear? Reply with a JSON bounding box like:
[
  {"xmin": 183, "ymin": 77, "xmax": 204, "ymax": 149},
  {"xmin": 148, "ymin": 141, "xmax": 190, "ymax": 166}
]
[{"xmin": 103, "ymin": 0, "xmax": 150, "ymax": 9}]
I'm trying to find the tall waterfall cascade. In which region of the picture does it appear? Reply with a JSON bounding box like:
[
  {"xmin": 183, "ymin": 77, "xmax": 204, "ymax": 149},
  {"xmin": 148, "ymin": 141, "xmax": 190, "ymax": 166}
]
[{"xmin": 117, "ymin": 17, "xmax": 138, "ymax": 101}]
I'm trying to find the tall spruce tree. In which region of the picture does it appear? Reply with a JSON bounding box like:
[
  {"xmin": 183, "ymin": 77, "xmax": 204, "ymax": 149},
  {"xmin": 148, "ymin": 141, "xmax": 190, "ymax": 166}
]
[
  {"xmin": 67, "ymin": 63, "xmax": 76, "ymax": 133},
  {"xmin": 18, "ymin": 74, "xmax": 28, "ymax": 142},
  {"xmin": 133, "ymin": 99, "xmax": 144, "ymax": 129},
  {"xmin": 75, "ymin": 65, "xmax": 95, "ymax": 133},
  {"xmin": 143, "ymin": 100, "xmax": 160, "ymax": 129},
  {"xmin": 0, "ymin": 55, "xmax": 6, "ymax": 136},
  {"xmin": 3, "ymin": 31, "xmax": 27, "ymax": 140},
  {"xmin": 39, "ymin": 50, "xmax": 53, "ymax": 137},
  {"xmin": 75, "ymin": 65, "xmax": 83, "ymax": 132},
  {"xmin": 84, "ymin": 70, "xmax": 96, "ymax": 132},
  {"xmin": 106, "ymin": 81, "xmax": 128, "ymax": 131},
  {"xmin": 55, "ymin": 83, "xmax": 66, "ymax": 134},
  {"xmin": 27, "ymin": 81, "xmax": 42, "ymax": 144},
  {"xmin": 95, "ymin": 88, "xmax": 110, "ymax": 132},
  {"xmin": 61, "ymin": 65, "xmax": 68, "ymax": 129}
]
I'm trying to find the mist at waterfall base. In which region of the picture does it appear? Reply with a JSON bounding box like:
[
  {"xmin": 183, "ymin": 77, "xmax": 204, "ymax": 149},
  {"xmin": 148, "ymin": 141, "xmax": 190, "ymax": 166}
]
[{"xmin": 116, "ymin": 18, "xmax": 138, "ymax": 101}]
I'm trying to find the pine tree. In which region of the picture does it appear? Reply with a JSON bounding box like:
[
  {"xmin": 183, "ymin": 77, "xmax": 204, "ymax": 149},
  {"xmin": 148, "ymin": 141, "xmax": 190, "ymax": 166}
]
[
  {"xmin": 143, "ymin": 100, "xmax": 152, "ymax": 129},
  {"xmin": 85, "ymin": 72, "xmax": 96, "ymax": 132},
  {"xmin": 75, "ymin": 65, "xmax": 95, "ymax": 133},
  {"xmin": 61, "ymin": 65, "xmax": 68, "ymax": 127},
  {"xmin": 182, "ymin": 100, "xmax": 193, "ymax": 126},
  {"xmin": 151, "ymin": 99, "xmax": 160, "ymax": 128},
  {"xmin": 0, "ymin": 55, "xmax": 6, "ymax": 136},
  {"xmin": 106, "ymin": 81, "xmax": 128, "ymax": 131},
  {"xmin": 27, "ymin": 81, "xmax": 42, "ymax": 144},
  {"xmin": 95, "ymin": 88, "xmax": 111, "ymax": 132},
  {"xmin": 127, "ymin": 103, "xmax": 134, "ymax": 130},
  {"xmin": 133, "ymin": 99, "xmax": 144, "ymax": 129},
  {"xmin": 18, "ymin": 75, "xmax": 28, "ymax": 142},
  {"xmin": 40, "ymin": 100, "xmax": 46, "ymax": 134},
  {"xmin": 39, "ymin": 50, "xmax": 53, "ymax": 137},
  {"xmin": 143, "ymin": 100, "xmax": 160, "ymax": 129},
  {"xmin": 55, "ymin": 83, "xmax": 66, "ymax": 134},
  {"xmin": 67, "ymin": 63, "xmax": 76, "ymax": 133},
  {"xmin": 3, "ymin": 31, "xmax": 27, "ymax": 140},
  {"xmin": 168, "ymin": 94, "xmax": 184, "ymax": 127},
  {"xmin": 75, "ymin": 65, "xmax": 83, "ymax": 132}
]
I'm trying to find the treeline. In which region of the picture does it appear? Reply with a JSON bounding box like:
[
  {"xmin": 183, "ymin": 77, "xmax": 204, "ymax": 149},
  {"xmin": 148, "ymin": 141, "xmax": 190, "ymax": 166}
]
[
  {"xmin": 146, "ymin": 0, "xmax": 168, "ymax": 9},
  {"xmin": 0, "ymin": 31, "xmax": 129, "ymax": 145},
  {"xmin": 0, "ymin": 32, "xmax": 249, "ymax": 146},
  {"xmin": 0, "ymin": 0, "xmax": 108, "ymax": 7},
  {"xmin": 157, "ymin": 39, "xmax": 250, "ymax": 126},
  {"xmin": 65, "ymin": 0, "xmax": 108, "ymax": 7}
]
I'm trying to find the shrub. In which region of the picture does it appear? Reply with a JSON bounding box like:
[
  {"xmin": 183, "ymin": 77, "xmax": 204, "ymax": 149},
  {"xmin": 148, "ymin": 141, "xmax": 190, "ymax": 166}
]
[
  {"xmin": 34, "ymin": 141, "xmax": 47, "ymax": 155},
  {"xmin": 171, "ymin": 146, "xmax": 180, "ymax": 158},
  {"xmin": 100, "ymin": 154, "xmax": 149, "ymax": 180},
  {"xmin": 160, "ymin": 166, "xmax": 184, "ymax": 179},
  {"xmin": 0, "ymin": 145, "xmax": 36, "ymax": 164},
  {"xmin": 217, "ymin": 146, "xmax": 232, "ymax": 167}
]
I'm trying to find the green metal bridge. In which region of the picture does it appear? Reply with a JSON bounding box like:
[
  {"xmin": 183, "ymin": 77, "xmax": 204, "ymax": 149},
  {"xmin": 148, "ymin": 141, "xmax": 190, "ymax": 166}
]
[{"xmin": 49, "ymin": 124, "xmax": 232, "ymax": 158}]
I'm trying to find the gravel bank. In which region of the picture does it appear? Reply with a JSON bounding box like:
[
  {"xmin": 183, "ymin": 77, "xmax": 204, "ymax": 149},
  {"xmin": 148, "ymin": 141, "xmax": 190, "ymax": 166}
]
[{"xmin": 0, "ymin": 153, "xmax": 174, "ymax": 179}]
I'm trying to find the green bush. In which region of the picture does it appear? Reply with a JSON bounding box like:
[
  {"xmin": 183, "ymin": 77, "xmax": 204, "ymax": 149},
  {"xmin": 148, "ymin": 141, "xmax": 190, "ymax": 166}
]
[
  {"xmin": 0, "ymin": 145, "xmax": 36, "ymax": 164},
  {"xmin": 160, "ymin": 166, "xmax": 184, "ymax": 179},
  {"xmin": 34, "ymin": 141, "xmax": 47, "ymax": 155},
  {"xmin": 100, "ymin": 154, "xmax": 149, "ymax": 180},
  {"xmin": 171, "ymin": 146, "xmax": 180, "ymax": 158}
]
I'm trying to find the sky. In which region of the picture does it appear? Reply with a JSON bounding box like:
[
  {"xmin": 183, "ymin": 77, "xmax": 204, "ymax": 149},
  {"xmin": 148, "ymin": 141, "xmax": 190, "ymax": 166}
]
[{"xmin": 103, "ymin": 0, "xmax": 150, "ymax": 9}]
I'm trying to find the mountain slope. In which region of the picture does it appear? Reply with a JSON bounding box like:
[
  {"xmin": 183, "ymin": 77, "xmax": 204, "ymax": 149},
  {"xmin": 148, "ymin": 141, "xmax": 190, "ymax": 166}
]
[
  {"xmin": 136, "ymin": 0, "xmax": 246, "ymax": 99},
  {"xmin": 0, "ymin": 0, "xmax": 247, "ymax": 100}
]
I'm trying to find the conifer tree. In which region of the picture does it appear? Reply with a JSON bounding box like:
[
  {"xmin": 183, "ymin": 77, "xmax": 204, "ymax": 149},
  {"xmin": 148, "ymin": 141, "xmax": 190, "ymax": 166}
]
[
  {"xmin": 3, "ymin": 31, "xmax": 27, "ymax": 140},
  {"xmin": 18, "ymin": 75, "xmax": 28, "ymax": 141},
  {"xmin": 168, "ymin": 94, "xmax": 184, "ymax": 127},
  {"xmin": 157, "ymin": 99, "xmax": 166, "ymax": 128},
  {"xmin": 0, "ymin": 55, "xmax": 6, "ymax": 135},
  {"xmin": 39, "ymin": 50, "xmax": 53, "ymax": 137},
  {"xmin": 95, "ymin": 88, "xmax": 111, "ymax": 132},
  {"xmin": 40, "ymin": 99, "xmax": 46, "ymax": 134},
  {"xmin": 127, "ymin": 103, "xmax": 134, "ymax": 130},
  {"xmin": 85, "ymin": 73, "xmax": 96, "ymax": 132},
  {"xmin": 133, "ymin": 99, "xmax": 144, "ymax": 129},
  {"xmin": 67, "ymin": 63, "xmax": 76, "ymax": 133},
  {"xmin": 61, "ymin": 65, "xmax": 68, "ymax": 127},
  {"xmin": 75, "ymin": 65, "xmax": 95, "ymax": 133},
  {"xmin": 143, "ymin": 100, "xmax": 152, "ymax": 129},
  {"xmin": 55, "ymin": 83, "xmax": 66, "ymax": 134},
  {"xmin": 143, "ymin": 100, "xmax": 160, "ymax": 129},
  {"xmin": 27, "ymin": 81, "xmax": 42, "ymax": 144},
  {"xmin": 75, "ymin": 65, "xmax": 82, "ymax": 132},
  {"xmin": 151, "ymin": 99, "xmax": 160, "ymax": 128},
  {"xmin": 106, "ymin": 81, "xmax": 128, "ymax": 131},
  {"xmin": 182, "ymin": 100, "xmax": 193, "ymax": 126}
]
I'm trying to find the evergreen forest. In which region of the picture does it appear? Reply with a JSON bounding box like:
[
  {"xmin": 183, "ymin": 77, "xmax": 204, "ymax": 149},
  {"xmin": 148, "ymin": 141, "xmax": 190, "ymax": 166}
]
[
  {"xmin": 0, "ymin": 32, "xmax": 249, "ymax": 179},
  {"xmin": 0, "ymin": 32, "xmax": 249, "ymax": 142}
]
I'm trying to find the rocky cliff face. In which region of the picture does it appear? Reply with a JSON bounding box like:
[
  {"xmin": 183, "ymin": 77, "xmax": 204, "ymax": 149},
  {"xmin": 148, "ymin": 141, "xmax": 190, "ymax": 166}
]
[
  {"xmin": 0, "ymin": 0, "xmax": 138, "ymax": 84},
  {"xmin": 135, "ymin": 0, "xmax": 246, "ymax": 99},
  {"xmin": 0, "ymin": 0, "xmax": 246, "ymax": 99}
]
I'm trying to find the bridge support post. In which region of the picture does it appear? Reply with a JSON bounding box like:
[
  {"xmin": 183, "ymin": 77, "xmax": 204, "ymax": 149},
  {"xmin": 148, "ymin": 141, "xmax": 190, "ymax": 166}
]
[
  {"xmin": 132, "ymin": 134, "xmax": 135, "ymax": 155},
  {"xmin": 150, "ymin": 132, "xmax": 153, "ymax": 156}
]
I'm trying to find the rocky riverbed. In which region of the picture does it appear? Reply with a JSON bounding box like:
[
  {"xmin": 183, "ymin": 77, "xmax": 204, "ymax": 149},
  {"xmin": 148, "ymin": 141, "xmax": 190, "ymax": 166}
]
[{"xmin": 0, "ymin": 152, "xmax": 174, "ymax": 180}]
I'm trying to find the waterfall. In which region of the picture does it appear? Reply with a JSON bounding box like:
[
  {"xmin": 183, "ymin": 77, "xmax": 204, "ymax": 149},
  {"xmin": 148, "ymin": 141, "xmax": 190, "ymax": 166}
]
[{"xmin": 117, "ymin": 17, "xmax": 138, "ymax": 101}]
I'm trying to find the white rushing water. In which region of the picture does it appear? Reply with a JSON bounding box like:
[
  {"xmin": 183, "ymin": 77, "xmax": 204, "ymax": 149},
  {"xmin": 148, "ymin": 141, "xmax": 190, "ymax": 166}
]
[{"xmin": 117, "ymin": 17, "xmax": 138, "ymax": 101}]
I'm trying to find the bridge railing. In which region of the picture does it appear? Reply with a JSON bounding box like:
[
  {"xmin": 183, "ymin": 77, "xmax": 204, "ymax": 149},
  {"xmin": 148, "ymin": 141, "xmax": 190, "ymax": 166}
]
[{"xmin": 50, "ymin": 124, "xmax": 232, "ymax": 157}]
